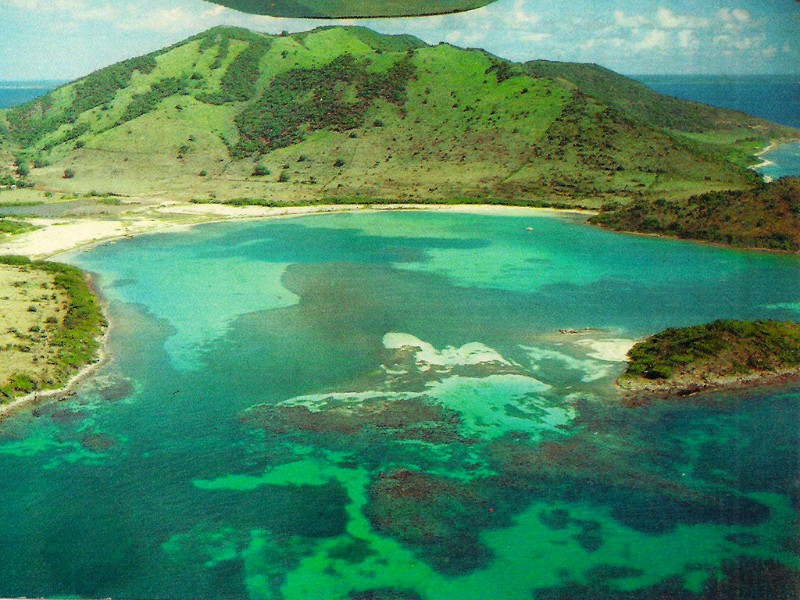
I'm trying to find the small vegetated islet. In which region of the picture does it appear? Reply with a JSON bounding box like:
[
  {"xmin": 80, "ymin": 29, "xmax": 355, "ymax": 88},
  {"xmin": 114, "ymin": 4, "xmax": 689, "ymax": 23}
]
[{"xmin": 620, "ymin": 319, "xmax": 800, "ymax": 392}]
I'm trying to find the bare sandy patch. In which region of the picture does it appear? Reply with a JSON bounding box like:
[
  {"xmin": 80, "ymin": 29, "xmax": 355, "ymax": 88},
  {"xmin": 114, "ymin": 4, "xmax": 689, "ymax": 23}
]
[{"xmin": 573, "ymin": 338, "xmax": 637, "ymax": 363}]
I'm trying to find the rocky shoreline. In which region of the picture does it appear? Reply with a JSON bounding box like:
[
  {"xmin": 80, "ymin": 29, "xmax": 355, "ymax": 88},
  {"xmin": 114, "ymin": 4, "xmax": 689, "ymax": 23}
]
[{"xmin": 618, "ymin": 367, "xmax": 800, "ymax": 403}]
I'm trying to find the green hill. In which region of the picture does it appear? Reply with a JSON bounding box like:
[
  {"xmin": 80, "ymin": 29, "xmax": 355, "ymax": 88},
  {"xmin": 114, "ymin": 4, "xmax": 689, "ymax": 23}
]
[
  {"xmin": 1, "ymin": 26, "xmax": 795, "ymax": 207},
  {"xmin": 524, "ymin": 61, "xmax": 792, "ymax": 169}
]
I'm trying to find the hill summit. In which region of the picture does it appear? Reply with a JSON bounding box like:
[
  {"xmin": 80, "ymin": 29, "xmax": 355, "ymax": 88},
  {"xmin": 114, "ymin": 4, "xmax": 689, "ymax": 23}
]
[{"xmin": 0, "ymin": 26, "xmax": 795, "ymax": 206}]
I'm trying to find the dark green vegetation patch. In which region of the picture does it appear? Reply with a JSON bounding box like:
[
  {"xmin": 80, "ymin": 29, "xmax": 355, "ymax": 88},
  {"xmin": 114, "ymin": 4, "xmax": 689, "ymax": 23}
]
[
  {"xmin": 117, "ymin": 77, "xmax": 189, "ymax": 126},
  {"xmin": 592, "ymin": 177, "xmax": 800, "ymax": 251},
  {"xmin": 197, "ymin": 30, "xmax": 272, "ymax": 104},
  {"xmin": 622, "ymin": 319, "xmax": 800, "ymax": 382},
  {"xmin": 0, "ymin": 218, "xmax": 37, "ymax": 236},
  {"xmin": 235, "ymin": 53, "xmax": 416, "ymax": 156},
  {"xmin": 5, "ymin": 55, "xmax": 157, "ymax": 147}
]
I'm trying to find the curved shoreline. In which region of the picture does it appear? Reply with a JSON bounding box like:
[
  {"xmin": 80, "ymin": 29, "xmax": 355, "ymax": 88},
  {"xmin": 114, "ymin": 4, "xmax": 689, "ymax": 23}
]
[
  {"xmin": 750, "ymin": 140, "xmax": 780, "ymax": 182},
  {"xmin": 1, "ymin": 202, "xmax": 796, "ymax": 421},
  {"xmin": 616, "ymin": 319, "xmax": 800, "ymax": 402},
  {"xmin": 0, "ymin": 341, "xmax": 108, "ymax": 423}
]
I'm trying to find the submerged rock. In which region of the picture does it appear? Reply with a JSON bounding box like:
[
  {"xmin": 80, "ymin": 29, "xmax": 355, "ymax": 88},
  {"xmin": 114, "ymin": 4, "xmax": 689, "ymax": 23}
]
[{"xmin": 79, "ymin": 432, "xmax": 116, "ymax": 452}]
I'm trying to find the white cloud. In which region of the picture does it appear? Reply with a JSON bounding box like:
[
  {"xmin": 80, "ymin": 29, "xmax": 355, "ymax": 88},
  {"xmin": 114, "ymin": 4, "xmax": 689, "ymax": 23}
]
[
  {"xmin": 677, "ymin": 29, "xmax": 699, "ymax": 50},
  {"xmin": 201, "ymin": 5, "xmax": 226, "ymax": 19},
  {"xmin": 713, "ymin": 32, "xmax": 764, "ymax": 52},
  {"xmin": 614, "ymin": 10, "xmax": 649, "ymax": 29},
  {"xmin": 614, "ymin": 7, "xmax": 710, "ymax": 31},
  {"xmin": 636, "ymin": 29, "xmax": 669, "ymax": 50},
  {"xmin": 75, "ymin": 4, "xmax": 117, "ymax": 21},
  {"xmin": 512, "ymin": 0, "xmax": 539, "ymax": 26},
  {"xmin": 1, "ymin": 0, "xmax": 82, "ymax": 9},
  {"xmin": 717, "ymin": 7, "xmax": 752, "ymax": 30},
  {"xmin": 520, "ymin": 32, "xmax": 551, "ymax": 43},
  {"xmin": 578, "ymin": 36, "xmax": 626, "ymax": 52},
  {"xmin": 732, "ymin": 8, "xmax": 751, "ymax": 22},
  {"xmin": 0, "ymin": 0, "xmax": 116, "ymax": 19},
  {"xmin": 117, "ymin": 7, "xmax": 200, "ymax": 33},
  {"xmin": 656, "ymin": 8, "xmax": 710, "ymax": 29}
]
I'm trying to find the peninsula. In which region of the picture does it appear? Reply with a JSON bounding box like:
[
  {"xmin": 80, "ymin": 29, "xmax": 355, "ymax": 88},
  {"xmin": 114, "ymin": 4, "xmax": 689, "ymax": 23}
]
[
  {"xmin": 0, "ymin": 256, "xmax": 105, "ymax": 411},
  {"xmin": 591, "ymin": 177, "xmax": 800, "ymax": 251}
]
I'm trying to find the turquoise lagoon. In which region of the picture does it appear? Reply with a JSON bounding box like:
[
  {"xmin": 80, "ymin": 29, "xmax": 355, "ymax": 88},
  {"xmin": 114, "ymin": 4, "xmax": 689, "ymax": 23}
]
[{"xmin": 0, "ymin": 210, "xmax": 799, "ymax": 599}]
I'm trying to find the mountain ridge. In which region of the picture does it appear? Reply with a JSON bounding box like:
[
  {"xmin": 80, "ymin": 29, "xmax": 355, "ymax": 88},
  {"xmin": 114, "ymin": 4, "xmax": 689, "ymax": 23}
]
[{"xmin": 1, "ymin": 25, "xmax": 796, "ymax": 207}]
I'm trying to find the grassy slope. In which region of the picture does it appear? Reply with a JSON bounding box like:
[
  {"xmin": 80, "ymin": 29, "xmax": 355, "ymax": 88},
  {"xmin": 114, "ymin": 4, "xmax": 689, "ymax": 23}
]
[
  {"xmin": 0, "ymin": 26, "xmax": 790, "ymax": 208},
  {"xmin": 619, "ymin": 320, "xmax": 800, "ymax": 394},
  {"xmin": 591, "ymin": 177, "xmax": 800, "ymax": 251},
  {"xmin": 524, "ymin": 61, "xmax": 796, "ymax": 168}
]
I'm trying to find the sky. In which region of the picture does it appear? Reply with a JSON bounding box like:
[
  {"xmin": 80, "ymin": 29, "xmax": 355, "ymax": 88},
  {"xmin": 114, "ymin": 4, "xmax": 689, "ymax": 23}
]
[{"xmin": 0, "ymin": 0, "xmax": 798, "ymax": 80}]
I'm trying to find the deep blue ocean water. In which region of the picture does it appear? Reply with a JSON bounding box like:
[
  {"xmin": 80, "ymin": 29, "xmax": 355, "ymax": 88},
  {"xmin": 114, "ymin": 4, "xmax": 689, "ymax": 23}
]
[
  {"xmin": 0, "ymin": 81, "xmax": 64, "ymax": 109},
  {"xmin": 636, "ymin": 74, "xmax": 800, "ymax": 129},
  {"xmin": 636, "ymin": 74, "xmax": 800, "ymax": 180}
]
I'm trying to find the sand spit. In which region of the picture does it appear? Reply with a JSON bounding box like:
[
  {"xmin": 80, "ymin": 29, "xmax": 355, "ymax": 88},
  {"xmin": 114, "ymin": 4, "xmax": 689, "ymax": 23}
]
[{"xmin": 574, "ymin": 338, "xmax": 637, "ymax": 363}]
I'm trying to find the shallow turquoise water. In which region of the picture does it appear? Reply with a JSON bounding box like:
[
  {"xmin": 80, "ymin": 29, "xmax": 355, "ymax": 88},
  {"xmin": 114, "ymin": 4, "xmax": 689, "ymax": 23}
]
[
  {"xmin": 0, "ymin": 210, "xmax": 798, "ymax": 599},
  {"xmin": 756, "ymin": 141, "xmax": 800, "ymax": 181}
]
